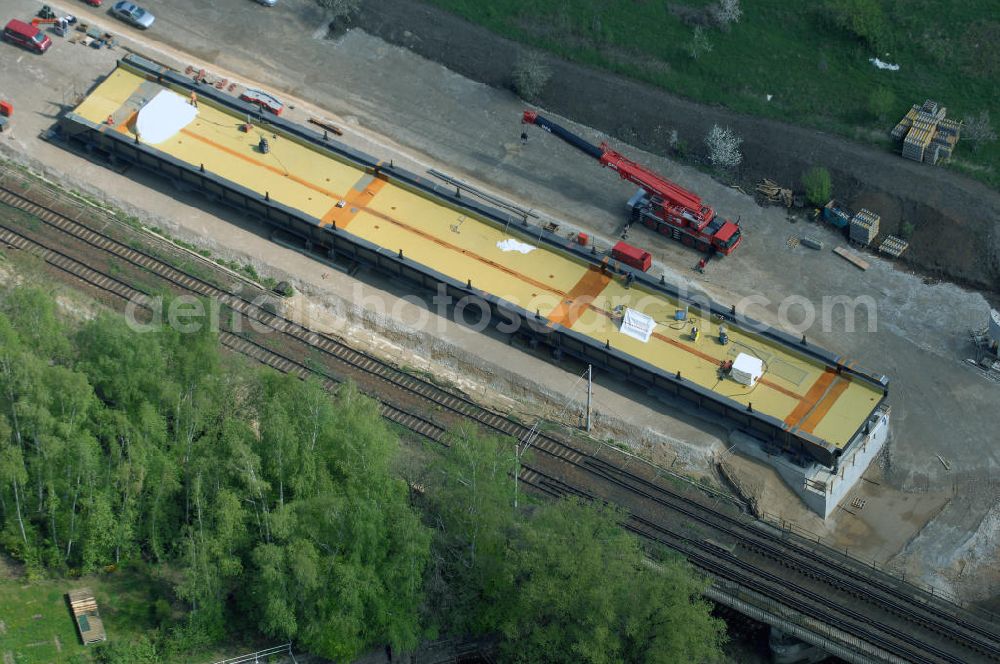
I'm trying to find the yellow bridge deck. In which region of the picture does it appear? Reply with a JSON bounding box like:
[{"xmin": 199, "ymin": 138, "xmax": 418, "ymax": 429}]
[{"xmin": 73, "ymin": 68, "xmax": 883, "ymax": 449}]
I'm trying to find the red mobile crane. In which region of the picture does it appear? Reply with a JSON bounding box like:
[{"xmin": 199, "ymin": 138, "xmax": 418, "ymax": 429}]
[{"xmin": 522, "ymin": 111, "xmax": 743, "ymax": 255}]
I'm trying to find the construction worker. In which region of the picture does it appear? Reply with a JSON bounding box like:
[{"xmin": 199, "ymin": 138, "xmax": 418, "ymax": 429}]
[
  {"xmin": 189, "ymin": 91, "xmax": 198, "ymax": 108},
  {"xmin": 106, "ymin": 115, "xmax": 114, "ymax": 125},
  {"xmin": 520, "ymin": 131, "xmax": 528, "ymax": 145}
]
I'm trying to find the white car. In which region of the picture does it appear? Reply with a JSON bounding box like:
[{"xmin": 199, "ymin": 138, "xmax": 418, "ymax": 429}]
[
  {"xmin": 255, "ymin": 0, "xmax": 278, "ymax": 6},
  {"xmin": 110, "ymin": 1, "xmax": 155, "ymax": 29}
]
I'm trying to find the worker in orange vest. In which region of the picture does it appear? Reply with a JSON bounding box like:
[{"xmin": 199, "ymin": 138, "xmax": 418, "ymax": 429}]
[{"xmin": 189, "ymin": 91, "xmax": 198, "ymax": 108}]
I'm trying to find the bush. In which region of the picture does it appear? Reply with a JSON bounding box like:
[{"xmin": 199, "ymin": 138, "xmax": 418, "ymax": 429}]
[
  {"xmin": 962, "ymin": 111, "xmax": 997, "ymax": 152},
  {"xmin": 712, "ymin": 0, "xmax": 743, "ymax": 27},
  {"xmin": 705, "ymin": 124, "xmax": 743, "ymax": 169},
  {"xmin": 899, "ymin": 220, "xmax": 915, "ymax": 239},
  {"xmin": 824, "ymin": 0, "xmax": 887, "ymax": 50},
  {"xmin": 868, "ymin": 87, "xmax": 895, "ymax": 121},
  {"xmin": 687, "ymin": 26, "xmax": 714, "ymax": 60},
  {"xmin": 802, "ymin": 167, "xmax": 832, "ymax": 206},
  {"xmin": 512, "ymin": 50, "xmax": 551, "ymax": 101}
]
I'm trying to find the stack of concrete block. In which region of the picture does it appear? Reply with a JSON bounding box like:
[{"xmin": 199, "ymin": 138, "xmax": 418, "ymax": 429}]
[
  {"xmin": 850, "ymin": 209, "xmax": 880, "ymax": 246},
  {"xmin": 893, "ymin": 99, "xmax": 960, "ymax": 164}
]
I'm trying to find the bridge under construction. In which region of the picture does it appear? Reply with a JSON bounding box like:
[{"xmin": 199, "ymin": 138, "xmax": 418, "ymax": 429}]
[{"xmin": 58, "ymin": 54, "xmax": 890, "ymax": 518}]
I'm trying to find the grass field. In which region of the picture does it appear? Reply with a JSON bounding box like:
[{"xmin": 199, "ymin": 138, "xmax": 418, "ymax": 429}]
[
  {"xmin": 424, "ymin": 0, "xmax": 999, "ymax": 187},
  {"xmin": 0, "ymin": 568, "xmax": 163, "ymax": 663}
]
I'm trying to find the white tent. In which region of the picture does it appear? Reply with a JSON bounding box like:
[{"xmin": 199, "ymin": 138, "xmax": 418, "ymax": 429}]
[
  {"xmin": 135, "ymin": 90, "xmax": 198, "ymax": 144},
  {"xmin": 619, "ymin": 308, "xmax": 655, "ymax": 343},
  {"xmin": 731, "ymin": 353, "xmax": 764, "ymax": 387}
]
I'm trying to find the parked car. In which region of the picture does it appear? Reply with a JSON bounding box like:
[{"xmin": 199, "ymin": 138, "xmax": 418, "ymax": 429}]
[
  {"xmin": 256, "ymin": 0, "xmax": 278, "ymax": 5},
  {"xmin": 110, "ymin": 1, "xmax": 155, "ymax": 29},
  {"xmin": 82, "ymin": 0, "xmax": 103, "ymax": 6},
  {"xmin": 2, "ymin": 19, "xmax": 52, "ymax": 53}
]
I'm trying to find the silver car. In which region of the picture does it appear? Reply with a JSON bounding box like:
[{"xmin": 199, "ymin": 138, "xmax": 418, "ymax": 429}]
[{"xmin": 110, "ymin": 1, "xmax": 155, "ymax": 29}]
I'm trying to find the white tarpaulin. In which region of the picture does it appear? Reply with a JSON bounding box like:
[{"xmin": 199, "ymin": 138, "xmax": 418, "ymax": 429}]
[
  {"xmin": 869, "ymin": 57, "xmax": 900, "ymax": 71},
  {"xmin": 135, "ymin": 90, "xmax": 198, "ymax": 144},
  {"xmin": 496, "ymin": 238, "xmax": 536, "ymax": 254},
  {"xmin": 731, "ymin": 353, "xmax": 764, "ymax": 387},
  {"xmin": 619, "ymin": 308, "xmax": 655, "ymax": 343}
]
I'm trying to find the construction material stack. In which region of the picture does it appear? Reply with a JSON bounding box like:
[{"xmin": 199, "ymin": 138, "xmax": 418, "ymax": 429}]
[
  {"xmin": 892, "ymin": 100, "xmax": 961, "ymax": 165},
  {"xmin": 849, "ymin": 208, "xmax": 880, "ymax": 246},
  {"xmin": 67, "ymin": 588, "xmax": 106, "ymax": 645},
  {"xmin": 969, "ymin": 310, "xmax": 1000, "ymax": 380},
  {"xmin": 522, "ymin": 111, "xmax": 742, "ymax": 255}
]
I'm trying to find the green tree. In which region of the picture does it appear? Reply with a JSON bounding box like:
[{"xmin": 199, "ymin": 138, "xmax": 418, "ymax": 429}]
[
  {"xmin": 802, "ymin": 166, "xmax": 833, "ymax": 207},
  {"xmin": 423, "ymin": 426, "xmax": 519, "ymax": 637},
  {"xmin": 246, "ymin": 382, "xmax": 430, "ymax": 661},
  {"xmin": 501, "ymin": 499, "xmax": 724, "ymax": 663},
  {"xmin": 423, "ymin": 428, "xmax": 724, "ymax": 662}
]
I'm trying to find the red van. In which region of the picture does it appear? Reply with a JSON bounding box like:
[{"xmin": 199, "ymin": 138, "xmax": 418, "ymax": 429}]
[{"xmin": 3, "ymin": 19, "xmax": 52, "ymax": 54}]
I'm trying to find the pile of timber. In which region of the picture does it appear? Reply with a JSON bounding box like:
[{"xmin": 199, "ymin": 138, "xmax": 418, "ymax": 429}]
[
  {"xmin": 833, "ymin": 246, "xmax": 870, "ymax": 271},
  {"xmin": 308, "ymin": 117, "xmax": 344, "ymax": 136},
  {"xmin": 67, "ymin": 588, "xmax": 106, "ymax": 645},
  {"xmin": 756, "ymin": 178, "xmax": 793, "ymax": 207}
]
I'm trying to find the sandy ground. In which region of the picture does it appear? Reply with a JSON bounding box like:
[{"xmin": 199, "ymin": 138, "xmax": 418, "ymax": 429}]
[{"xmin": 0, "ymin": 0, "xmax": 997, "ymax": 602}]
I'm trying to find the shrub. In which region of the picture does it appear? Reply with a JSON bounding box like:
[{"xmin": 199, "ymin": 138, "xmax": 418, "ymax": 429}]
[
  {"xmin": 962, "ymin": 111, "xmax": 997, "ymax": 152},
  {"xmin": 712, "ymin": 0, "xmax": 743, "ymax": 27},
  {"xmin": 824, "ymin": 0, "xmax": 887, "ymax": 50},
  {"xmin": 802, "ymin": 167, "xmax": 833, "ymax": 206},
  {"xmin": 705, "ymin": 125, "xmax": 743, "ymax": 169},
  {"xmin": 899, "ymin": 221, "xmax": 915, "ymax": 239},
  {"xmin": 687, "ymin": 26, "xmax": 714, "ymax": 60},
  {"xmin": 512, "ymin": 50, "xmax": 551, "ymax": 101}
]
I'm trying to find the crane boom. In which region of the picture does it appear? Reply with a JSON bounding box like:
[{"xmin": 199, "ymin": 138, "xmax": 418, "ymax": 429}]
[
  {"xmin": 521, "ymin": 111, "xmax": 604, "ymax": 161},
  {"xmin": 522, "ymin": 110, "xmax": 704, "ymax": 214},
  {"xmin": 522, "ymin": 110, "xmax": 742, "ymax": 256}
]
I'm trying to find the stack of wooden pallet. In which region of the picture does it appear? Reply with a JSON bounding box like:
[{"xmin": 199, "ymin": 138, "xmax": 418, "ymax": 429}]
[
  {"xmin": 756, "ymin": 178, "xmax": 792, "ymax": 207},
  {"xmin": 67, "ymin": 588, "xmax": 106, "ymax": 645},
  {"xmin": 849, "ymin": 208, "xmax": 880, "ymax": 246},
  {"xmin": 878, "ymin": 235, "xmax": 909, "ymax": 258},
  {"xmin": 894, "ymin": 99, "xmax": 959, "ymax": 164}
]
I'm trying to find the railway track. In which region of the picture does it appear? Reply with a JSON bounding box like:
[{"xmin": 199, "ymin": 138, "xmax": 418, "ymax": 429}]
[{"xmin": 1, "ymin": 181, "xmax": 997, "ymax": 663}]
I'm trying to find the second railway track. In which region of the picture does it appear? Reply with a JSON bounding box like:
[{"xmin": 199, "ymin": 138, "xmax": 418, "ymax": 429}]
[{"xmin": 1, "ymin": 179, "xmax": 997, "ymax": 664}]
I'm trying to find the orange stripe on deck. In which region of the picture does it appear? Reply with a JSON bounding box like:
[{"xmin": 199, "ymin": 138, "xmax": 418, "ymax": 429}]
[
  {"xmin": 547, "ymin": 268, "xmax": 612, "ymax": 328},
  {"xmin": 179, "ymin": 128, "xmax": 343, "ymax": 202},
  {"xmin": 320, "ymin": 178, "xmax": 387, "ymax": 229},
  {"xmin": 799, "ymin": 376, "xmax": 851, "ymax": 433},
  {"xmin": 115, "ymin": 111, "xmax": 138, "ymax": 135},
  {"xmin": 783, "ymin": 370, "xmax": 836, "ymax": 427}
]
